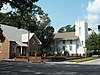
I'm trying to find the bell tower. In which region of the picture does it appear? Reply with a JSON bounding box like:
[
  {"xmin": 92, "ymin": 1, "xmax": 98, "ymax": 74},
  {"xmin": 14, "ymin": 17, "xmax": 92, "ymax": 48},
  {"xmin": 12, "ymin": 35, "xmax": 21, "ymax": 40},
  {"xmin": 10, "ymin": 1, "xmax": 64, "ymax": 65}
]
[{"xmin": 75, "ymin": 20, "xmax": 88, "ymax": 47}]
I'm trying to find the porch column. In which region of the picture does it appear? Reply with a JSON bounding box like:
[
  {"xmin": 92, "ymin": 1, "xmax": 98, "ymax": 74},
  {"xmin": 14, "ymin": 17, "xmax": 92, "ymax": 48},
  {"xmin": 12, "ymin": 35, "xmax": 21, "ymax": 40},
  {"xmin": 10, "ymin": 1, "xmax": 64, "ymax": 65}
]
[{"xmin": 20, "ymin": 46, "xmax": 22, "ymax": 54}]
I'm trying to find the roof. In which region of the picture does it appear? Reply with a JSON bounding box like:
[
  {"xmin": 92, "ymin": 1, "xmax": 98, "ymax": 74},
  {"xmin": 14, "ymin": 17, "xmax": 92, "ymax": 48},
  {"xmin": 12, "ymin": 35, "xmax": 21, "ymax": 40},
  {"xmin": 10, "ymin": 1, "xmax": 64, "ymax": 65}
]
[
  {"xmin": 0, "ymin": 24, "xmax": 41, "ymax": 46},
  {"xmin": 22, "ymin": 33, "xmax": 42, "ymax": 45},
  {"xmin": 54, "ymin": 32, "xmax": 78, "ymax": 40}
]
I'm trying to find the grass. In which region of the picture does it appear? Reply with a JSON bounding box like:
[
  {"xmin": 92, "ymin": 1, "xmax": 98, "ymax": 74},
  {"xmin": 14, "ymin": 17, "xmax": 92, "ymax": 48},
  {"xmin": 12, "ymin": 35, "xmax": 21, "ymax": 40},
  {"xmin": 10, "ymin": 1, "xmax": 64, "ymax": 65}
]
[{"xmin": 67, "ymin": 57, "xmax": 96, "ymax": 63}]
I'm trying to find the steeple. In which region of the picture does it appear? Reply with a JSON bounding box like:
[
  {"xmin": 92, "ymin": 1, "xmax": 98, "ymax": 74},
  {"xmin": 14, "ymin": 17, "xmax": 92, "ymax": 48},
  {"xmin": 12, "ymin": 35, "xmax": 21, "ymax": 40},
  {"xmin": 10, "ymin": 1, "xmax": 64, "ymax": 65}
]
[{"xmin": 75, "ymin": 20, "xmax": 88, "ymax": 47}]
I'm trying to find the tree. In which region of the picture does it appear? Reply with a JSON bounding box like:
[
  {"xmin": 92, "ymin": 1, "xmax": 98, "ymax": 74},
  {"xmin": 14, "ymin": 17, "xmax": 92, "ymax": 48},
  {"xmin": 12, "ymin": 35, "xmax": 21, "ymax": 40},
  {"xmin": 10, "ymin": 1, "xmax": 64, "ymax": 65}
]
[
  {"xmin": 86, "ymin": 32, "xmax": 100, "ymax": 50},
  {"xmin": 0, "ymin": 27, "xmax": 5, "ymax": 43},
  {"xmin": 88, "ymin": 28, "xmax": 92, "ymax": 31},
  {"xmin": 0, "ymin": 0, "xmax": 40, "ymax": 29},
  {"xmin": 0, "ymin": 1, "xmax": 55, "ymax": 55},
  {"xmin": 0, "ymin": 2, "xmax": 52, "ymax": 39},
  {"xmin": 43, "ymin": 26, "xmax": 54, "ymax": 49},
  {"xmin": 0, "ymin": 4, "xmax": 51, "ymax": 34},
  {"xmin": 0, "ymin": 0, "xmax": 39, "ymax": 15},
  {"xmin": 58, "ymin": 25, "xmax": 75, "ymax": 33},
  {"xmin": 65, "ymin": 25, "xmax": 75, "ymax": 32},
  {"xmin": 58, "ymin": 27, "xmax": 65, "ymax": 33},
  {"xmin": 0, "ymin": 0, "xmax": 39, "ymax": 43}
]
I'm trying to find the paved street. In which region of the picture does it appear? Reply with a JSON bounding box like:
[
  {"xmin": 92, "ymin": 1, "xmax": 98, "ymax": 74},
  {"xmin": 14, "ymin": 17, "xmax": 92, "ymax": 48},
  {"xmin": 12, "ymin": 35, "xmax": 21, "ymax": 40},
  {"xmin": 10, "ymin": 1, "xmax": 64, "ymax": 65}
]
[{"xmin": 0, "ymin": 60, "xmax": 100, "ymax": 75}]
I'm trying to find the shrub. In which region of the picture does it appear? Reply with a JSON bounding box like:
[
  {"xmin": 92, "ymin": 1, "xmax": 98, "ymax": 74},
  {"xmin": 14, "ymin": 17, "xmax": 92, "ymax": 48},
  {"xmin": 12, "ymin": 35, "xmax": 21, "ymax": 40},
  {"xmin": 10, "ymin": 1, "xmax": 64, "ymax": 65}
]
[
  {"xmin": 86, "ymin": 51, "xmax": 93, "ymax": 57},
  {"xmin": 31, "ymin": 50, "xmax": 41, "ymax": 56},
  {"xmin": 43, "ymin": 49, "xmax": 48, "ymax": 53},
  {"xmin": 16, "ymin": 56, "xmax": 28, "ymax": 59}
]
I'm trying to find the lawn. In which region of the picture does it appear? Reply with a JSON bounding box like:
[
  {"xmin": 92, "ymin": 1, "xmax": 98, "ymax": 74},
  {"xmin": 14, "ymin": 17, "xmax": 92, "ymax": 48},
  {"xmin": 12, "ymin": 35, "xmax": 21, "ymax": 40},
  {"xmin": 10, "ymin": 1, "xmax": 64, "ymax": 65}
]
[{"xmin": 67, "ymin": 57, "xmax": 96, "ymax": 63}]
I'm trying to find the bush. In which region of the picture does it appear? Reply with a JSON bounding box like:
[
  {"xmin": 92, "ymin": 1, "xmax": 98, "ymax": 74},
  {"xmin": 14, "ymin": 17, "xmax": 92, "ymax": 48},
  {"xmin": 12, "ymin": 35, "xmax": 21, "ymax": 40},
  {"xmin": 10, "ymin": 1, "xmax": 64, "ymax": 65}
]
[
  {"xmin": 31, "ymin": 50, "xmax": 35, "ymax": 56},
  {"xmin": 43, "ymin": 49, "xmax": 48, "ymax": 53},
  {"xmin": 44, "ymin": 56, "xmax": 66, "ymax": 61},
  {"xmin": 93, "ymin": 50, "xmax": 100, "ymax": 55},
  {"xmin": 16, "ymin": 56, "xmax": 28, "ymax": 59},
  {"xmin": 31, "ymin": 50, "xmax": 41, "ymax": 56},
  {"xmin": 86, "ymin": 51, "xmax": 93, "ymax": 57}
]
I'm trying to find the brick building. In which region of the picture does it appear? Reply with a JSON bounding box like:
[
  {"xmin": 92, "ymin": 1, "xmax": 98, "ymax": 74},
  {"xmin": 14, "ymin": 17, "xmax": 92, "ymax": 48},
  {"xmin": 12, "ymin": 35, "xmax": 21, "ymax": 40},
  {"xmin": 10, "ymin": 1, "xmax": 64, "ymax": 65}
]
[{"xmin": 0, "ymin": 24, "xmax": 41, "ymax": 59}]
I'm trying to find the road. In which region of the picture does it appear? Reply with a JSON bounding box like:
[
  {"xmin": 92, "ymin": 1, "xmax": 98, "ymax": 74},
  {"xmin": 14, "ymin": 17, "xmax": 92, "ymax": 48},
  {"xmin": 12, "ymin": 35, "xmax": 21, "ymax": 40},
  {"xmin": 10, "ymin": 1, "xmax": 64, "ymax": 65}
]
[{"xmin": 0, "ymin": 61, "xmax": 100, "ymax": 75}]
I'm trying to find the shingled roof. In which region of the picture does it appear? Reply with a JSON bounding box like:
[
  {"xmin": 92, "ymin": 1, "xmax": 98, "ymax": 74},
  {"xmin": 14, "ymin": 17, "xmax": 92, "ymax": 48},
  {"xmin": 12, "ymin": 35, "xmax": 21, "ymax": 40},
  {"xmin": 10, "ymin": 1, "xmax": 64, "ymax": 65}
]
[
  {"xmin": 0, "ymin": 24, "xmax": 41, "ymax": 46},
  {"xmin": 54, "ymin": 32, "xmax": 78, "ymax": 40}
]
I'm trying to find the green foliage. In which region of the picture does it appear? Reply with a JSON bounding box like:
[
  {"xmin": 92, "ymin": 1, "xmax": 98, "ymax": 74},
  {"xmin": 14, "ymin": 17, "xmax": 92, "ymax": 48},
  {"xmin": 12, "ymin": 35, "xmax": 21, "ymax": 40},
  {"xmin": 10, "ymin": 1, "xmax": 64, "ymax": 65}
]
[
  {"xmin": 68, "ymin": 57, "xmax": 95, "ymax": 63},
  {"xmin": 0, "ymin": 0, "xmax": 55, "ymax": 54},
  {"xmin": 43, "ymin": 49, "xmax": 48, "ymax": 53},
  {"xmin": 31, "ymin": 50, "xmax": 41, "ymax": 56},
  {"xmin": 0, "ymin": 0, "xmax": 39, "ymax": 15},
  {"xmin": 0, "ymin": 4, "xmax": 50, "ymax": 30},
  {"xmin": 0, "ymin": 27, "xmax": 5, "ymax": 43},
  {"xmin": 16, "ymin": 56, "xmax": 28, "ymax": 58},
  {"xmin": 58, "ymin": 25, "xmax": 75, "ymax": 33},
  {"xmin": 86, "ymin": 32, "xmax": 100, "ymax": 50},
  {"xmin": 86, "ymin": 51, "xmax": 93, "ymax": 57},
  {"xmin": 58, "ymin": 27, "xmax": 65, "ymax": 33},
  {"xmin": 88, "ymin": 28, "xmax": 92, "ymax": 31},
  {"xmin": 42, "ymin": 26, "xmax": 54, "ymax": 49}
]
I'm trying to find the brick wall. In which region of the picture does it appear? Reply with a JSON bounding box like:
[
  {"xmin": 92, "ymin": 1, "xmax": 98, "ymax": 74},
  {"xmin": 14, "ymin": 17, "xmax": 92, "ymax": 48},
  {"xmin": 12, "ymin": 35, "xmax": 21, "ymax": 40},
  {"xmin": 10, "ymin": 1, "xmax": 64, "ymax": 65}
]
[
  {"xmin": 0, "ymin": 33, "xmax": 10, "ymax": 59},
  {"xmin": 29, "ymin": 35, "xmax": 41, "ymax": 51}
]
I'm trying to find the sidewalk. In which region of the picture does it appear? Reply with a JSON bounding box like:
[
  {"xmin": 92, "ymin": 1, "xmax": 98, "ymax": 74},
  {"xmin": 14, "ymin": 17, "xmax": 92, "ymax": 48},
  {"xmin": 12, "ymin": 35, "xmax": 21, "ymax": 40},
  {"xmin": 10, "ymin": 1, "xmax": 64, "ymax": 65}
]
[
  {"xmin": 45, "ymin": 59, "xmax": 100, "ymax": 65},
  {"xmin": 1, "ymin": 59, "xmax": 15, "ymax": 62},
  {"xmin": 78, "ymin": 59, "xmax": 100, "ymax": 65},
  {"xmin": 45, "ymin": 61, "xmax": 77, "ymax": 65}
]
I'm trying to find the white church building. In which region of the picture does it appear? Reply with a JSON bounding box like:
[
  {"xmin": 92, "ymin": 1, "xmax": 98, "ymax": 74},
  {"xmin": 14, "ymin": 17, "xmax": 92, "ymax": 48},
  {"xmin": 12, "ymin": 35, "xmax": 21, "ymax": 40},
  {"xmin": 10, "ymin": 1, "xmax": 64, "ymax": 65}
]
[{"xmin": 54, "ymin": 20, "xmax": 88, "ymax": 56}]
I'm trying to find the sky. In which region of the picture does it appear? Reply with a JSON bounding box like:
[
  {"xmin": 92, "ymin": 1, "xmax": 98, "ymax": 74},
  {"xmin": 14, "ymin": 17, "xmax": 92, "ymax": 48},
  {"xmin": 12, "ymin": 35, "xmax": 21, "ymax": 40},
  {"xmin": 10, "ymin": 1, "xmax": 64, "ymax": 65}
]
[
  {"xmin": 36, "ymin": 0, "xmax": 100, "ymax": 33},
  {"xmin": 1, "ymin": 0, "xmax": 100, "ymax": 33}
]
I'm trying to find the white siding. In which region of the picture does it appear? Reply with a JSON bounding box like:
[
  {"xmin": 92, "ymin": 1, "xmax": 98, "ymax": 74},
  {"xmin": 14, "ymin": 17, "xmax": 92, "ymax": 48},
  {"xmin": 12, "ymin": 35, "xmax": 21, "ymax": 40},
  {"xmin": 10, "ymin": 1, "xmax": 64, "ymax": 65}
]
[
  {"xmin": 22, "ymin": 33, "xmax": 34, "ymax": 42},
  {"xmin": 57, "ymin": 40, "xmax": 77, "ymax": 55},
  {"xmin": 75, "ymin": 20, "xmax": 88, "ymax": 55},
  {"xmin": 55, "ymin": 20, "xmax": 88, "ymax": 55}
]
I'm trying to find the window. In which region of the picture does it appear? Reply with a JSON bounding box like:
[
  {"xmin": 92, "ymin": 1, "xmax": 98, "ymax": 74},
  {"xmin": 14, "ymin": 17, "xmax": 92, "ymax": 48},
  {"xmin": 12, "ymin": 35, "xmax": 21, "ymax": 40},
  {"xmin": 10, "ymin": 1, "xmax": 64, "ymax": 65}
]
[
  {"xmin": 82, "ymin": 41, "xmax": 83, "ymax": 45},
  {"xmin": 12, "ymin": 43, "xmax": 16, "ymax": 53},
  {"xmin": 77, "ymin": 44, "xmax": 79, "ymax": 49},
  {"xmin": 79, "ymin": 27, "xmax": 81, "ymax": 35},
  {"xmin": 32, "ymin": 39, "xmax": 35, "ymax": 45},
  {"xmin": 63, "ymin": 46, "xmax": 65, "ymax": 51},
  {"xmin": 70, "ymin": 46, "xmax": 72, "ymax": 51},
  {"xmin": 70, "ymin": 40, "xmax": 72, "ymax": 44},
  {"xmin": 63, "ymin": 40, "xmax": 65, "ymax": 44}
]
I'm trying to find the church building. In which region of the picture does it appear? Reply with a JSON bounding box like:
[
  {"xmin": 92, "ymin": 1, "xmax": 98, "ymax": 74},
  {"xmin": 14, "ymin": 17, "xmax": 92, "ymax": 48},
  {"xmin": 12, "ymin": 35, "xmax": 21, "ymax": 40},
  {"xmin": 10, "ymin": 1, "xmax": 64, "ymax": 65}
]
[{"xmin": 54, "ymin": 20, "xmax": 88, "ymax": 56}]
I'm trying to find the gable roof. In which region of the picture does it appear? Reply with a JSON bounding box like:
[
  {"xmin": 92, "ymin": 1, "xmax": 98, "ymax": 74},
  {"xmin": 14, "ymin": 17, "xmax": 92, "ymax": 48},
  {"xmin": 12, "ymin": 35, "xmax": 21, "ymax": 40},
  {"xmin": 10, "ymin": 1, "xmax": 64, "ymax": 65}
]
[
  {"xmin": 22, "ymin": 33, "xmax": 34, "ymax": 42},
  {"xmin": 54, "ymin": 32, "xmax": 78, "ymax": 40},
  {"xmin": 1, "ymin": 24, "xmax": 27, "ymax": 41},
  {"xmin": 0, "ymin": 24, "xmax": 41, "ymax": 46},
  {"xmin": 22, "ymin": 33, "xmax": 42, "ymax": 45}
]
